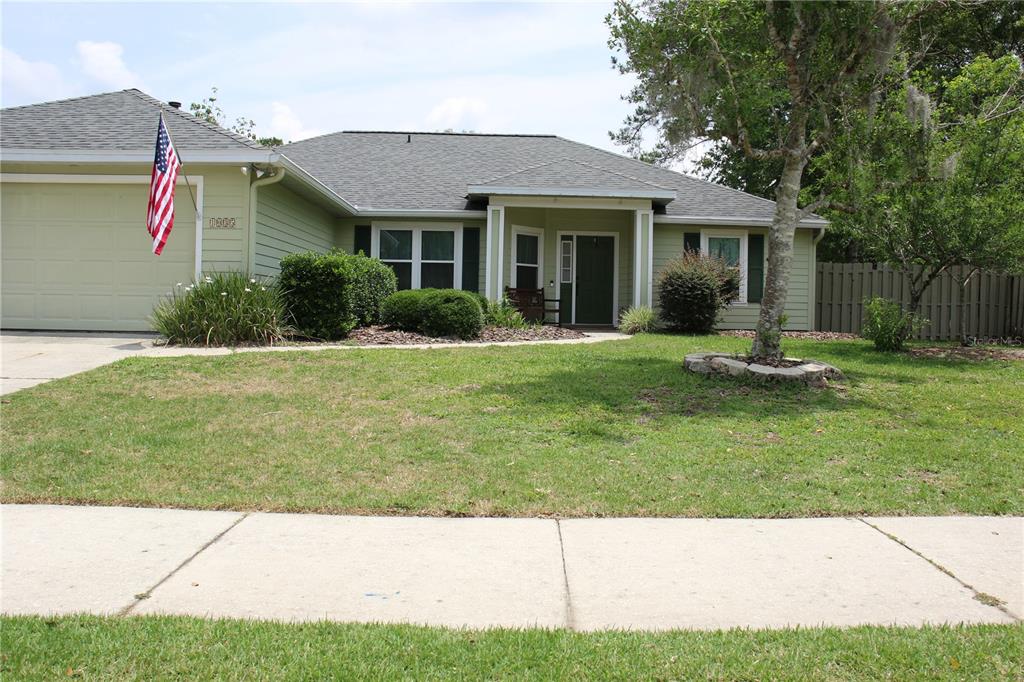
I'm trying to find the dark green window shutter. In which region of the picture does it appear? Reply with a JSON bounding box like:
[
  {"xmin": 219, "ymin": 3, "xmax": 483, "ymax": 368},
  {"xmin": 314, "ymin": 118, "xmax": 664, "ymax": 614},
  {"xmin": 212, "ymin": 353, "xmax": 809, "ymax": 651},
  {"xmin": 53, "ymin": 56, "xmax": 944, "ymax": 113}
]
[
  {"xmin": 683, "ymin": 232, "xmax": 701, "ymax": 253},
  {"xmin": 747, "ymin": 234, "xmax": 765, "ymax": 303},
  {"xmin": 353, "ymin": 225, "xmax": 371, "ymax": 256},
  {"xmin": 461, "ymin": 228, "xmax": 480, "ymax": 293}
]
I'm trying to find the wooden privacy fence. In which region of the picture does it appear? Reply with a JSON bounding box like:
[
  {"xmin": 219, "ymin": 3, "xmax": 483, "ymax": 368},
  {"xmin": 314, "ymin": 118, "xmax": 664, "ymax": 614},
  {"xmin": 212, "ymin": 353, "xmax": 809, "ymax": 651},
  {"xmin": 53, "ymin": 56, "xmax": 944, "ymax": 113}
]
[{"xmin": 815, "ymin": 263, "xmax": 1024, "ymax": 341}]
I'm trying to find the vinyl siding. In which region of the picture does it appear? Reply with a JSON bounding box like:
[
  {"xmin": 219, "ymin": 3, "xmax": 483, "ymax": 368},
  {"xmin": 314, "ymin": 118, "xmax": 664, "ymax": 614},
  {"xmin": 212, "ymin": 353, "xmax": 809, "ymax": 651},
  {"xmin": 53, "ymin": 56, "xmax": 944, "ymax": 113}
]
[
  {"xmin": 652, "ymin": 224, "xmax": 815, "ymax": 331},
  {"xmin": 254, "ymin": 182, "xmax": 335, "ymax": 276}
]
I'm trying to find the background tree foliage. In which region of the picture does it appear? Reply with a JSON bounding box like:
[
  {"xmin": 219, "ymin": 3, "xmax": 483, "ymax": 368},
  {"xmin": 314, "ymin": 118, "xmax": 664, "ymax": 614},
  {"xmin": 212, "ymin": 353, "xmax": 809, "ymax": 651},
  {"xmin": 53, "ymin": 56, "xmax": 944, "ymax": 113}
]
[
  {"xmin": 821, "ymin": 54, "xmax": 1024, "ymax": 341},
  {"xmin": 646, "ymin": 1, "xmax": 1024, "ymax": 263},
  {"xmin": 189, "ymin": 87, "xmax": 284, "ymax": 148}
]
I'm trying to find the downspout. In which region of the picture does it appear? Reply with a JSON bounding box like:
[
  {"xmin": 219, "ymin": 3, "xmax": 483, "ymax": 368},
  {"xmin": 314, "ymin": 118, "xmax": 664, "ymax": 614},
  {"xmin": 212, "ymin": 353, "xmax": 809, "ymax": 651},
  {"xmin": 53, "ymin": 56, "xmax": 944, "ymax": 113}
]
[{"xmin": 246, "ymin": 166, "xmax": 286, "ymax": 274}]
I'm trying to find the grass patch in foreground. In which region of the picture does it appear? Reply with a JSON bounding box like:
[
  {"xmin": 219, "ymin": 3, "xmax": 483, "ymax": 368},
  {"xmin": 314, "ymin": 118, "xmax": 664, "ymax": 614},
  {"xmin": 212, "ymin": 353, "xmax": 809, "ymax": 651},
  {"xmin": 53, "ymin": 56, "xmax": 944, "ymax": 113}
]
[
  {"xmin": 2, "ymin": 615, "xmax": 1021, "ymax": 681},
  {"xmin": 2, "ymin": 334, "xmax": 1022, "ymax": 517}
]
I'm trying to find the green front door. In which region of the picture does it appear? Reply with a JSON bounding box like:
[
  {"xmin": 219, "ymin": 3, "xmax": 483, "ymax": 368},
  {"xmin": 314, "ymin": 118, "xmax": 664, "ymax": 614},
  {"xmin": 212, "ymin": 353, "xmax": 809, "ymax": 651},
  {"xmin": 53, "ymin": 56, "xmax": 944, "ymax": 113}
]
[{"xmin": 574, "ymin": 235, "xmax": 615, "ymax": 324}]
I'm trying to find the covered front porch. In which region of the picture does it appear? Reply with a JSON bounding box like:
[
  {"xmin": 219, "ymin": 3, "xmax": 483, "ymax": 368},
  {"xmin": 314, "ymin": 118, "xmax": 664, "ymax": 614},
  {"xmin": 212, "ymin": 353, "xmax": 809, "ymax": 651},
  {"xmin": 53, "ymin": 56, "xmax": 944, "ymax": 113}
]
[{"xmin": 480, "ymin": 196, "xmax": 659, "ymax": 327}]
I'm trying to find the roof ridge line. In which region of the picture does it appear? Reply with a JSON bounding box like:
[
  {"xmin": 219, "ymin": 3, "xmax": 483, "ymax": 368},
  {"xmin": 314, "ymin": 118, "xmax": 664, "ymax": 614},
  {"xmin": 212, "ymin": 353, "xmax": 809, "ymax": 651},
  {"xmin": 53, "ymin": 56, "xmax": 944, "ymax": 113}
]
[
  {"xmin": 125, "ymin": 89, "xmax": 266, "ymax": 152},
  {"xmin": 567, "ymin": 158, "xmax": 674, "ymax": 191},
  {"xmin": 474, "ymin": 157, "xmax": 564, "ymax": 185},
  {"xmin": 553, "ymin": 136, "xmax": 785, "ymax": 210},
  {"xmin": 0, "ymin": 88, "xmax": 140, "ymax": 113}
]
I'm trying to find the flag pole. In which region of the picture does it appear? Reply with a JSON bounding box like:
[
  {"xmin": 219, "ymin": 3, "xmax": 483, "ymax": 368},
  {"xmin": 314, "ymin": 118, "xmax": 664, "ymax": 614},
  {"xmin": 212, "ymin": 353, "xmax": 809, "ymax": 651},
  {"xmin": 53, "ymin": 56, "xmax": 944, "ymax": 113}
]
[{"xmin": 161, "ymin": 113, "xmax": 200, "ymax": 218}]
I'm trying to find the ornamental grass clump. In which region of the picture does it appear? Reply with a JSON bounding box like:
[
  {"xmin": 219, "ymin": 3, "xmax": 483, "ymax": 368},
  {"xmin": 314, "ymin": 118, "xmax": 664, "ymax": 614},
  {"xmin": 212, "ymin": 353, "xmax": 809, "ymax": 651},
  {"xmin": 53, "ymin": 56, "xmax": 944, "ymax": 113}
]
[
  {"xmin": 619, "ymin": 305, "xmax": 657, "ymax": 334},
  {"xmin": 151, "ymin": 272, "xmax": 291, "ymax": 346},
  {"xmin": 483, "ymin": 297, "xmax": 529, "ymax": 329}
]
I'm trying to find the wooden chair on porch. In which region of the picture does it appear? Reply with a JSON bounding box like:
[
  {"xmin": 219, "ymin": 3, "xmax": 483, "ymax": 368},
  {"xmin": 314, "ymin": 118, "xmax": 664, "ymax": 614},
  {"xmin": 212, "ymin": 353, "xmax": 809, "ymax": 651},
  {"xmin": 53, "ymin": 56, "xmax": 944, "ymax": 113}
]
[{"xmin": 504, "ymin": 287, "xmax": 562, "ymax": 326}]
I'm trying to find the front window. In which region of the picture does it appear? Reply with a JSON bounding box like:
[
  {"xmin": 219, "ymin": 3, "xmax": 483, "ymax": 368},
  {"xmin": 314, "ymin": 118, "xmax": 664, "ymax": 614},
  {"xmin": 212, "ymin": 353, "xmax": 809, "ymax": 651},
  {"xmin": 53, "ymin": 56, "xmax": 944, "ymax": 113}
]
[
  {"xmin": 702, "ymin": 231, "xmax": 748, "ymax": 302},
  {"xmin": 514, "ymin": 233, "xmax": 540, "ymax": 288},
  {"xmin": 374, "ymin": 225, "xmax": 461, "ymax": 290},
  {"xmin": 707, "ymin": 236, "xmax": 741, "ymax": 267},
  {"xmin": 421, "ymin": 230, "xmax": 455, "ymax": 289},
  {"xmin": 380, "ymin": 229, "xmax": 413, "ymax": 289}
]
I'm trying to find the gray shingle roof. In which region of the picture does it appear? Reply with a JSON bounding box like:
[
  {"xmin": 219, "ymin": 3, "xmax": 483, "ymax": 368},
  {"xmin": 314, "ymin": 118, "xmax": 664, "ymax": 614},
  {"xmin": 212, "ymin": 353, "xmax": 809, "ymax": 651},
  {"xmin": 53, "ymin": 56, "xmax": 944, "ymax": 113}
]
[
  {"xmin": 0, "ymin": 89, "xmax": 265, "ymax": 152},
  {"xmin": 473, "ymin": 158, "xmax": 675, "ymax": 195},
  {"xmin": 281, "ymin": 131, "xmax": 806, "ymax": 222}
]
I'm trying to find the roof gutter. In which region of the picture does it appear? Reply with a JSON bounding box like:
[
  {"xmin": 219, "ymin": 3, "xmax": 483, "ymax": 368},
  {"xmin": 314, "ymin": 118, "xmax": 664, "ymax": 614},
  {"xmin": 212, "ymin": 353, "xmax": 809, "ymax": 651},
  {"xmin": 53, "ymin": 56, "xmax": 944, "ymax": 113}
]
[
  {"xmin": 356, "ymin": 209, "xmax": 488, "ymax": 219},
  {"xmin": 654, "ymin": 215, "xmax": 828, "ymax": 229},
  {"xmin": 468, "ymin": 185, "xmax": 677, "ymax": 201},
  {"xmin": 0, "ymin": 148, "xmax": 280, "ymax": 164}
]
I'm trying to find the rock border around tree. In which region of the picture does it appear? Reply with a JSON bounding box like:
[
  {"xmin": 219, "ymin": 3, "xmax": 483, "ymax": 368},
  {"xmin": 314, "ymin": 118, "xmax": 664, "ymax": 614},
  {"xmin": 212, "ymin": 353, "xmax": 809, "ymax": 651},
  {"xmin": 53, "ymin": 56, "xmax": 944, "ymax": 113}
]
[{"xmin": 684, "ymin": 352, "xmax": 844, "ymax": 387}]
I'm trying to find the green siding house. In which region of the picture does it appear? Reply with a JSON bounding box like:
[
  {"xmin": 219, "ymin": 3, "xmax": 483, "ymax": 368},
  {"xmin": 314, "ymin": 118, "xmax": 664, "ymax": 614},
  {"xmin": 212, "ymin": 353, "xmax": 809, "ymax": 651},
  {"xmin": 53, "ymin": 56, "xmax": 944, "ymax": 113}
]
[{"xmin": 0, "ymin": 89, "xmax": 826, "ymax": 332}]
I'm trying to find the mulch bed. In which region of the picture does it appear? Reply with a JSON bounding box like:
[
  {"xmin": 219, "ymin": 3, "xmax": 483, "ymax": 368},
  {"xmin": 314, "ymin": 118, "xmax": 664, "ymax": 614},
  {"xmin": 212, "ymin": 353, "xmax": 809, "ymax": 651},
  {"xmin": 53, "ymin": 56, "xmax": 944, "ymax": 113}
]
[
  {"xmin": 346, "ymin": 325, "xmax": 586, "ymax": 346},
  {"xmin": 908, "ymin": 346, "xmax": 1024, "ymax": 361},
  {"xmin": 720, "ymin": 330, "xmax": 859, "ymax": 341}
]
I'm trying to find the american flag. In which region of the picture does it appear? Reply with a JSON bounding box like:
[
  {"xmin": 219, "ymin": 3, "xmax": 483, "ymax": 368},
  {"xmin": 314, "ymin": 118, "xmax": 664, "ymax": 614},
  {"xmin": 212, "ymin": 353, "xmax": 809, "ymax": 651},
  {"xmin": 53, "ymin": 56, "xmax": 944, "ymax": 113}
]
[{"xmin": 146, "ymin": 114, "xmax": 182, "ymax": 255}]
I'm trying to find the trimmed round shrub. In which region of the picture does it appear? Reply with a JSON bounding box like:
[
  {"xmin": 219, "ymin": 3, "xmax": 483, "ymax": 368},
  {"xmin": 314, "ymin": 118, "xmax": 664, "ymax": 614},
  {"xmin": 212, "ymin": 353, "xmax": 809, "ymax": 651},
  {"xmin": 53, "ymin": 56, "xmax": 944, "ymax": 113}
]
[
  {"xmin": 420, "ymin": 289, "xmax": 485, "ymax": 339},
  {"xmin": 279, "ymin": 250, "xmax": 397, "ymax": 340},
  {"xmin": 380, "ymin": 289, "xmax": 435, "ymax": 331},
  {"xmin": 657, "ymin": 251, "xmax": 741, "ymax": 333},
  {"xmin": 151, "ymin": 272, "xmax": 291, "ymax": 346},
  {"xmin": 381, "ymin": 288, "xmax": 485, "ymax": 339}
]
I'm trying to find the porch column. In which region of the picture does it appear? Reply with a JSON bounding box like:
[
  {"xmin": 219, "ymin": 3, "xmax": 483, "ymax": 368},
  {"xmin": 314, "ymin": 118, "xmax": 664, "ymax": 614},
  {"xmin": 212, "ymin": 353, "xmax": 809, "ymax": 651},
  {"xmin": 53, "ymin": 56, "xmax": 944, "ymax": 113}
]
[
  {"xmin": 633, "ymin": 209, "xmax": 654, "ymax": 307},
  {"xmin": 485, "ymin": 204, "xmax": 506, "ymax": 301}
]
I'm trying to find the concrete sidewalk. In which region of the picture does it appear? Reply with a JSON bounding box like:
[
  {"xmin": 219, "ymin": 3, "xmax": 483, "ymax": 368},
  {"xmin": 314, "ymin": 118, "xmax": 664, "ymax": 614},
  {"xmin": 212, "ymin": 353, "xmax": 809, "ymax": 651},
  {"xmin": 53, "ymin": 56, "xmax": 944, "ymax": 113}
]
[
  {"xmin": 2, "ymin": 505, "xmax": 1020, "ymax": 631},
  {"xmin": 0, "ymin": 331, "xmax": 628, "ymax": 396}
]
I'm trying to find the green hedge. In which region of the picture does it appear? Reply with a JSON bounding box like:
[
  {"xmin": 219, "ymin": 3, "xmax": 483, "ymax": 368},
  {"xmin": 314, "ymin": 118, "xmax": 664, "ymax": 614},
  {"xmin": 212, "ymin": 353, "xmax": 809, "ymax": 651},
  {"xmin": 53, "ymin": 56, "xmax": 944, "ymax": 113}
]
[
  {"xmin": 278, "ymin": 250, "xmax": 396, "ymax": 340},
  {"xmin": 380, "ymin": 288, "xmax": 484, "ymax": 340}
]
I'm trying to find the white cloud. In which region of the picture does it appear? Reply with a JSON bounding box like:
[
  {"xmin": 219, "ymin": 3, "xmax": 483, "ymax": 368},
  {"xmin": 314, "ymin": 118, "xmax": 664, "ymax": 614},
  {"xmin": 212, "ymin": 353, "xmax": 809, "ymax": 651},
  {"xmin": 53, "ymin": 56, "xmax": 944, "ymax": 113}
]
[
  {"xmin": 76, "ymin": 40, "xmax": 143, "ymax": 90},
  {"xmin": 267, "ymin": 102, "xmax": 322, "ymax": 142},
  {"xmin": 426, "ymin": 97, "xmax": 490, "ymax": 131},
  {"xmin": 1, "ymin": 47, "xmax": 71, "ymax": 103}
]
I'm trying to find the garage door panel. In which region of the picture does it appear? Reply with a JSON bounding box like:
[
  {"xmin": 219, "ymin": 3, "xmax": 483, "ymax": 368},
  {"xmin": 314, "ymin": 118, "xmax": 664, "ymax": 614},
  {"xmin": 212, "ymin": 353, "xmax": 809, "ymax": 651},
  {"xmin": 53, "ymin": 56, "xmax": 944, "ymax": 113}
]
[{"xmin": 2, "ymin": 182, "xmax": 196, "ymax": 331}]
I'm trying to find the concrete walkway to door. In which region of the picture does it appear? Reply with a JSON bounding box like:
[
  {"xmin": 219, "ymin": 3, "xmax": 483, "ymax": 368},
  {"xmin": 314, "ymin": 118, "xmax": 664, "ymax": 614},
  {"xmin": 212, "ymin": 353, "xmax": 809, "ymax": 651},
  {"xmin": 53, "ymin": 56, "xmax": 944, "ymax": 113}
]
[{"xmin": 2, "ymin": 504, "xmax": 1020, "ymax": 631}]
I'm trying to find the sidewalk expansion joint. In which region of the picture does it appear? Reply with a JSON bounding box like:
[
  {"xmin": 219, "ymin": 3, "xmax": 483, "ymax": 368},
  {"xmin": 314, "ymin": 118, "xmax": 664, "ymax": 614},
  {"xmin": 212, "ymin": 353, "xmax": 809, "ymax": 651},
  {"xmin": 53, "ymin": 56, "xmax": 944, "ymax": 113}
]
[
  {"xmin": 555, "ymin": 519, "xmax": 576, "ymax": 631},
  {"xmin": 856, "ymin": 517, "xmax": 1021, "ymax": 622},
  {"xmin": 118, "ymin": 512, "xmax": 250, "ymax": 616}
]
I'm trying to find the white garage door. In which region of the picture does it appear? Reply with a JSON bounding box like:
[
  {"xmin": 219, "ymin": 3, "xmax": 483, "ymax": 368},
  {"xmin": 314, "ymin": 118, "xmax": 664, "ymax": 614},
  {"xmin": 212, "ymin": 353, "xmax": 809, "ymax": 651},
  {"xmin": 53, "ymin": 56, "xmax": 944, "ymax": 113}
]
[{"xmin": 1, "ymin": 180, "xmax": 197, "ymax": 331}]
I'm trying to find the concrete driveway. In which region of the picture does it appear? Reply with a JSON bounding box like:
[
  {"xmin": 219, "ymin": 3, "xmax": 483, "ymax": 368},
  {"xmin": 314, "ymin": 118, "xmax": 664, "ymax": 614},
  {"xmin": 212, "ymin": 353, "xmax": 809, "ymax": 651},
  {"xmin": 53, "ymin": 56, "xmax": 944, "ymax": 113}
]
[{"xmin": 0, "ymin": 332, "xmax": 159, "ymax": 395}]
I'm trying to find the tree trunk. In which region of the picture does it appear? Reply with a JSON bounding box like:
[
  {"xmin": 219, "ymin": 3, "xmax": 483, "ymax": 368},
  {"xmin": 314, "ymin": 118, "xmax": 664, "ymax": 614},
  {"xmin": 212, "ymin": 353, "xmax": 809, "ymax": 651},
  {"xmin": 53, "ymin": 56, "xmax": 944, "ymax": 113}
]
[{"xmin": 751, "ymin": 153, "xmax": 805, "ymax": 361}]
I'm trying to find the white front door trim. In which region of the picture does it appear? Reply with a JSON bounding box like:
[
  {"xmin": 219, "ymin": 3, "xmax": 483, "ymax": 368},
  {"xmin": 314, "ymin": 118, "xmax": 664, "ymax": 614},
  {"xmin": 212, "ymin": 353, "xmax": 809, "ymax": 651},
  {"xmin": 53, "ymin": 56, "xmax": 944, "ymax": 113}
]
[{"xmin": 556, "ymin": 230, "xmax": 619, "ymax": 326}]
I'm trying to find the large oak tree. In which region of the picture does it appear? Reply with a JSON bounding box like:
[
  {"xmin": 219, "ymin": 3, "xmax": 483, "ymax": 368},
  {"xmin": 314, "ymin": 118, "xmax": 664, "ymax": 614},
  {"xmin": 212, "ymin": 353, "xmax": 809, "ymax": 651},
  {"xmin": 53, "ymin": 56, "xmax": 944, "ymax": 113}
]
[{"xmin": 608, "ymin": 0, "xmax": 931, "ymax": 360}]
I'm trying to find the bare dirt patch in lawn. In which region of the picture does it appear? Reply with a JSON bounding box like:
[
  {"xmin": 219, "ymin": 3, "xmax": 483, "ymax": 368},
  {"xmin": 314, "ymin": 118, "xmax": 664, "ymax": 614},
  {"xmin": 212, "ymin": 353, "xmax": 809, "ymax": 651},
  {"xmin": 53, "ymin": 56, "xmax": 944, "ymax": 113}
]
[{"xmin": 908, "ymin": 346, "xmax": 1024, "ymax": 361}]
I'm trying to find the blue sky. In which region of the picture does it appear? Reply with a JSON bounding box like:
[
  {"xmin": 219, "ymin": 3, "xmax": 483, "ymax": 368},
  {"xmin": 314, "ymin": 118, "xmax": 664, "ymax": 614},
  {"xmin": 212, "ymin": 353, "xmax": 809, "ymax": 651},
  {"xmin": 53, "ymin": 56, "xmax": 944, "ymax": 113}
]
[{"xmin": 1, "ymin": 1, "xmax": 640, "ymax": 151}]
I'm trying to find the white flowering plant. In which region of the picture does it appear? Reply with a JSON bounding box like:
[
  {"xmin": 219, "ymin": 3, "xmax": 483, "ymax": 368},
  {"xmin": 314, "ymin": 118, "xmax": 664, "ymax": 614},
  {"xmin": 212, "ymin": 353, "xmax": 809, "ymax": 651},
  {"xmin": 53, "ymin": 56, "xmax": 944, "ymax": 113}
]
[{"xmin": 151, "ymin": 271, "xmax": 292, "ymax": 346}]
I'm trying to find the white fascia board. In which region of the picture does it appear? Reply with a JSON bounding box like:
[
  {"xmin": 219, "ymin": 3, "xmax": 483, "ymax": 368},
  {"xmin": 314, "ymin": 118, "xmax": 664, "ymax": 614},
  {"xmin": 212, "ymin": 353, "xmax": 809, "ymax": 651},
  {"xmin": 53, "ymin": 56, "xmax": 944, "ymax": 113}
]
[
  {"xmin": 0, "ymin": 148, "xmax": 278, "ymax": 164},
  {"xmin": 654, "ymin": 215, "xmax": 829, "ymax": 228},
  {"xmin": 468, "ymin": 185, "xmax": 677, "ymax": 201},
  {"xmin": 357, "ymin": 209, "xmax": 488, "ymax": 219},
  {"xmin": 276, "ymin": 154, "xmax": 358, "ymax": 216}
]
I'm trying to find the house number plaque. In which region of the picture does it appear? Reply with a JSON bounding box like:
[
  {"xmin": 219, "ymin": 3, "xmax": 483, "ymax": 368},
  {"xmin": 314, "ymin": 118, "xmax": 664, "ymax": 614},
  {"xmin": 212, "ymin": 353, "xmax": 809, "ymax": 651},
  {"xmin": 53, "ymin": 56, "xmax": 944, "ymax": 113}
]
[{"xmin": 208, "ymin": 217, "xmax": 238, "ymax": 229}]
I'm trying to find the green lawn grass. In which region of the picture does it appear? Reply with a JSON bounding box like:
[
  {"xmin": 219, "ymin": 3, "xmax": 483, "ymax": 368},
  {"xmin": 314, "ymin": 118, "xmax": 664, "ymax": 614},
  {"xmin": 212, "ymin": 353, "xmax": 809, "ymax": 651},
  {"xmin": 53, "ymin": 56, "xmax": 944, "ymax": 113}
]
[
  {"xmin": 2, "ymin": 616, "xmax": 1021, "ymax": 681},
  {"xmin": 2, "ymin": 334, "xmax": 1021, "ymax": 517}
]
